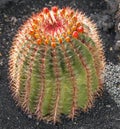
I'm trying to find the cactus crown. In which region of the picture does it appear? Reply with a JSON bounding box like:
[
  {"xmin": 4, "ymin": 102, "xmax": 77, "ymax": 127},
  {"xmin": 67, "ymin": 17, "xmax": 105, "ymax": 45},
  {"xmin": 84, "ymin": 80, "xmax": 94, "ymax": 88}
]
[{"xmin": 9, "ymin": 6, "xmax": 105, "ymax": 124}]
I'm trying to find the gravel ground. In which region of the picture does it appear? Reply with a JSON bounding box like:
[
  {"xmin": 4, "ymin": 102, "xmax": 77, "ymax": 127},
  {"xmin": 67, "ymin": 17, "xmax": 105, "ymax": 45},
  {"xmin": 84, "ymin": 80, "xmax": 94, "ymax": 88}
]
[
  {"xmin": 0, "ymin": 0, "xmax": 120, "ymax": 129},
  {"xmin": 105, "ymin": 62, "xmax": 120, "ymax": 107}
]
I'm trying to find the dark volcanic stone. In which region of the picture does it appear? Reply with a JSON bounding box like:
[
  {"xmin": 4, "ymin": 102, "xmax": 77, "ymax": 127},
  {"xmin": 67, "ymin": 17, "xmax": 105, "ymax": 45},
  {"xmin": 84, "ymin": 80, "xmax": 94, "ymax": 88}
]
[{"xmin": 0, "ymin": 0, "xmax": 18, "ymax": 6}]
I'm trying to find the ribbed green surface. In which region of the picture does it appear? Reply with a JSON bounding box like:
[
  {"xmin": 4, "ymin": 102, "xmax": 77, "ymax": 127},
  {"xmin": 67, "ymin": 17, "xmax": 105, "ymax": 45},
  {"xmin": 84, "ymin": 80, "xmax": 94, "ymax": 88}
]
[
  {"xmin": 19, "ymin": 44, "xmax": 34, "ymax": 97},
  {"xmin": 74, "ymin": 38, "xmax": 99, "ymax": 92},
  {"xmin": 29, "ymin": 49, "xmax": 41, "ymax": 112},
  {"xmin": 17, "ymin": 34, "xmax": 100, "ymax": 116}
]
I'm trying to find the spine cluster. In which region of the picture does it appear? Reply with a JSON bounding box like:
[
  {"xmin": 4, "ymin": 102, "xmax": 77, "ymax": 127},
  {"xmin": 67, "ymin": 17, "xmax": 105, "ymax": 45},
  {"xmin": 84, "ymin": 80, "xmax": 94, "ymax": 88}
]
[{"xmin": 9, "ymin": 6, "xmax": 105, "ymax": 123}]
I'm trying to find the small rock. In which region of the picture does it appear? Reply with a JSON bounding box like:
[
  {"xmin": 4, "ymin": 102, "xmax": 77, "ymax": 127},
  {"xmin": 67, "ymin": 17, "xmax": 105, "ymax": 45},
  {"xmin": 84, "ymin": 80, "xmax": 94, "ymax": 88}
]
[
  {"xmin": 80, "ymin": 127, "xmax": 86, "ymax": 129},
  {"xmin": 3, "ymin": 14, "xmax": 7, "ymax": 18},
  {"xmin": 28, "ymin": 114, "xmax": 32, "ymax": 119},
  {"xmin": 115, "ymin": 40, "xmax": 120, "ymax": 51},
  {"xmin": 106, "ymin": 105, "xmax": 111, "ymax": 108},
  {"xmin": 0, "ymin": 59, "xmax": 3, "ymax": 66},
  {"xmin": 16, "ymin": 117, "xmax": 19, "ymax": 120},
  {"xmin": 89, "ymin": 2, "xmax": 93, "ymax": 7},
  {"xmin": 7, "ymin": 117, "xmax": 10, "ymax": 120},
  {"xmin": 36, "ymin": 122, "xmax": 39, "ymax": 126},
  {"xmin": 110, "ymin": 47, "xmax": 113, "ymax": 51},
  {"xmin": 11, "ymin": 16, "xmax": 17, "ymax": 25},
  {"xmin": 73, "ymin": 121, "xmax": 77, "ymax": 125},
  {"xmin": 102, "ymin": 21, "xmax": 114, "ymax": 31}
]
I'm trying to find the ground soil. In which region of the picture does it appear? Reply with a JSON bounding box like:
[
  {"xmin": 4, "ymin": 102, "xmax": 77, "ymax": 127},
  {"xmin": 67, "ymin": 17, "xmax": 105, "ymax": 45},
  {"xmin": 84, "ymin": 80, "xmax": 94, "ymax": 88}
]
[{"xmin": 0, "ymin": 0, "xmax": 120, "ymax": 129}]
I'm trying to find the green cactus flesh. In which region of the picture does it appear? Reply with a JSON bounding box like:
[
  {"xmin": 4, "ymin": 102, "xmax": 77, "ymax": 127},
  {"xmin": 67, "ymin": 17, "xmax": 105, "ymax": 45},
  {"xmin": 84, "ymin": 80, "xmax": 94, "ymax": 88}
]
[{"xmin": 9, "ymin": 6, "xmax": 105, "ymax": 123}]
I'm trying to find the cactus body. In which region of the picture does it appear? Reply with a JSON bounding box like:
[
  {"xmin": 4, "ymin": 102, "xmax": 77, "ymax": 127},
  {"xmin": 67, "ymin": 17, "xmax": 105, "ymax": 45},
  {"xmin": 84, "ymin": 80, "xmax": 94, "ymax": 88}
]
[{"xmin": 9, "ymin": 7, "xmax": 105, "ymax": 123}]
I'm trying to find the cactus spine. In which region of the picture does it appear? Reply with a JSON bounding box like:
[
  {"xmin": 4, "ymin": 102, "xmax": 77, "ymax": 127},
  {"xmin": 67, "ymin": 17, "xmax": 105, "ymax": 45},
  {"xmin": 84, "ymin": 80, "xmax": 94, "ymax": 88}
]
[{"xmin": 9, "ymin": 6, "xmax": 105, "ymax": 123}]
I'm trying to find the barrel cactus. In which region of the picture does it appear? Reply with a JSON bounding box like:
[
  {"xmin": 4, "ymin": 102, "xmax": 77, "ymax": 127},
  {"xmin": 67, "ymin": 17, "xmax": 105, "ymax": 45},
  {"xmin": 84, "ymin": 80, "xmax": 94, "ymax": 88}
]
[{"xmin": 9, "ymin": 6, "xmax": 105, "ymax": 123}]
